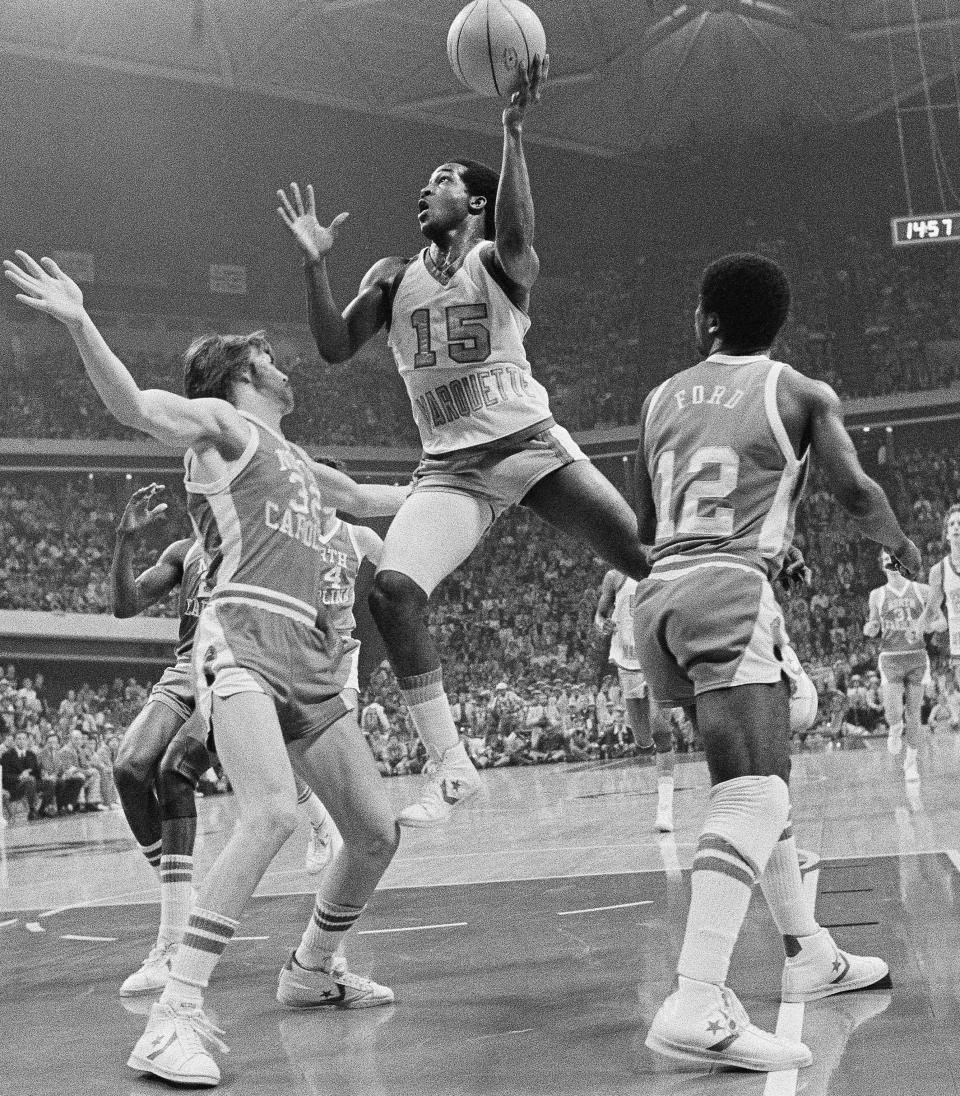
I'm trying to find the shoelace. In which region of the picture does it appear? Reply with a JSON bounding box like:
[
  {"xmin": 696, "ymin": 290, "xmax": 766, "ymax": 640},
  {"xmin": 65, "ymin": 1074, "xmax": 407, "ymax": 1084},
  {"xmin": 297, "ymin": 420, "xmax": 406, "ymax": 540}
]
[
  {"xmin": 172, "ymin": 1006, "xmax": 230, "ymax": 1055},
  {"xmin": 145, "ymin": 942, "xmax": 175, "ymax": 967}
]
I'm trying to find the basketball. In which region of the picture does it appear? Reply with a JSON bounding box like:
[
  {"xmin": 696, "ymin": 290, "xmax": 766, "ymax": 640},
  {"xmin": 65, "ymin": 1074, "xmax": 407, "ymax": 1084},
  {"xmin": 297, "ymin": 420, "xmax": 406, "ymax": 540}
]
[{"xmin": 447, "ymin": 0, "xmax": 546, "ymax": 98}]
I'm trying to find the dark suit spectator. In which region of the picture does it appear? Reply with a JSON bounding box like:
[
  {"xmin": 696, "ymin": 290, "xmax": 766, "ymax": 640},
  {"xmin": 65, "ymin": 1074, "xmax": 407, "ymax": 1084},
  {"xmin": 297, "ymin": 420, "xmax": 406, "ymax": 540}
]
[{"xmin": 2, "ymin": 730, "xmax": 41, "ymax": 820}]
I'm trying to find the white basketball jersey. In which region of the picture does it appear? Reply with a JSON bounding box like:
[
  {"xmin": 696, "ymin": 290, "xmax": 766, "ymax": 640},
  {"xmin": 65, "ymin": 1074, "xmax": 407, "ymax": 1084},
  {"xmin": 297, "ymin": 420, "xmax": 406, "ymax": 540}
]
[
  {"xmin": 387, "ymin": 243, "xmax": 553, "ymax": 454},
  {"xmin": 942, "ymin": 558, "xmax": 960, "ymax": 656},
  {"xmin": 609, "ymin": 576, "xmax": 642, "ymax": 670}
]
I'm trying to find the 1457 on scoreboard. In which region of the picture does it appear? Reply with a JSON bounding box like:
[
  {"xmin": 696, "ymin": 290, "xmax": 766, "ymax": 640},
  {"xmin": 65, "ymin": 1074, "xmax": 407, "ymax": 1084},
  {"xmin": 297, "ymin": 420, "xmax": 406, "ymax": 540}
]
[{"xmin": 891, "ymin": 213, "xmax": 960, "ymax": 246}]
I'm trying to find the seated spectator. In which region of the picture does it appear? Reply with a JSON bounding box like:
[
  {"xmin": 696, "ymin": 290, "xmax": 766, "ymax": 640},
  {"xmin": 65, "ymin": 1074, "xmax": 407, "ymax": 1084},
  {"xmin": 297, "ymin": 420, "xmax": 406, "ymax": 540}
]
[{"xmin": 1, "ymin": 730, "xmax": 41, "ymax": 820}]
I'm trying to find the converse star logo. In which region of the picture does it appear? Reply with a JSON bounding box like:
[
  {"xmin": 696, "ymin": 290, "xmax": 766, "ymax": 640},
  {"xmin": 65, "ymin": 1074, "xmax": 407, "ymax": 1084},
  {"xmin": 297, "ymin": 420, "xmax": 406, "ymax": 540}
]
[
  {"xmin": 441, "ymin": 779, "xmax": 465, "ymax": 805},
  {"xmin": 832, "ymin": 957, "xmax": 843, "ymax": 973},
  {"xmin": 706, "ymin": 1019, "xmax": 725, "ymax": 1034}
]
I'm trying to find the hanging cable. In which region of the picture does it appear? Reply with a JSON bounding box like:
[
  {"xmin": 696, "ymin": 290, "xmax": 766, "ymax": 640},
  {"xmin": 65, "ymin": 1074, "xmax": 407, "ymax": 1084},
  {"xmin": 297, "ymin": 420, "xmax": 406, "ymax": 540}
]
[
  {"xmin": 906, "ymin": 0, "xmax": 952, "ymax": 208},
  {"xmin": 882, "ymin": 0, "xmax": 915, "ymax": 212}
]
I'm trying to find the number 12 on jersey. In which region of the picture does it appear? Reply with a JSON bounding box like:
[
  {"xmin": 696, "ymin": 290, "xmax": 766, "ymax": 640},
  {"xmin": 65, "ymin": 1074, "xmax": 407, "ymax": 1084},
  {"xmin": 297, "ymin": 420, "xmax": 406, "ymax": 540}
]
[{"xmin": 654, "ymin": 446, "xmax": 740, "ymax": 539}]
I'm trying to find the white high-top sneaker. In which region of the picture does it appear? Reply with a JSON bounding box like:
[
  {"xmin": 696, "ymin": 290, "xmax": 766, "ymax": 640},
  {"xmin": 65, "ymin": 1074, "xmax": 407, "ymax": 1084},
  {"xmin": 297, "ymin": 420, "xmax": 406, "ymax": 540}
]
[
  {"xmin": 397, "ymin": 745, "xmax": 480, "ymax": 828},
  {"xmin": 277, "ymin": 951, "xmax": 395, "ymax": 1009},
  {"xmin": 120, "ymin": 941, "xmax": 178, "ymax": 997},
  {"xmin": 655, "ymin": 777, "xmax": 675, "ymax": 832},
  {"xmin": 305, "ymin": 813, "xmax": 344, "ymax": 875},
  {"xmin": 781, "ymin": 926, "xmax": 890, "ymax": 1002},
  {"xmin": 646, "ymin": 978, "xmax": 812, "ymax": 1071},
  {"xmin": 127, "ymin": 999, "xmax": 227, "ymax": 1087}
]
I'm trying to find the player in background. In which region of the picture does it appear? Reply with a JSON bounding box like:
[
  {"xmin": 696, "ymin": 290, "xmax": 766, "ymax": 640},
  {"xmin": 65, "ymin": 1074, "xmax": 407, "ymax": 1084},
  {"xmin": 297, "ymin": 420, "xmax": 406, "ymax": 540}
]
[
  {"xmin": 302, "ymin": 454, "xmax": 386, "ymax": 870},
  {"xmin": 633, "ymin": 253, "xmax": 919, "ymax": 1072},
  {"xmin": 112, "ymin": 486, "xmax": 342, "ymax": 1001},
  {"xmin": 595, "ymin": 568, "xmax": 676, "ymax": 831},
  {"xmin": 863, "ymin": 549, "xmax": 939, "ymax": 783},
  {"xmin": 920, "ymin": 503, "xmax": 960, "ymax": 687},
  {"xmin": 277, "ymin": 57, "xmax": 649, "ymax": 828},
  {"xmin": 5, "ymin": 250, "xmax": 409, "ymax": 1088},
  {"xmin": 110, "ymin": 484, "xmax": 216, "ymax": 994}
]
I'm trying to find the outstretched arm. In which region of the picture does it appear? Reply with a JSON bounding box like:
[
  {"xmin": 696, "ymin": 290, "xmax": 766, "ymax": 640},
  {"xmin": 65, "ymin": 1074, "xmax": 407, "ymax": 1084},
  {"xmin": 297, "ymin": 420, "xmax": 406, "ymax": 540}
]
[
  {"xmin": 111, "ymin": 485, "xmax": 185, "ymax": 617},
  {"xmin": 305, "ymin": 458, "xmax": 409, "ymax": 518},
  {"xmin": 4, "ymin": 252, "xmax": 248, "ymax": 457},
  {"xmin": 276, "ymin": 183, "xmax": 402, "ymax": 363},
  {"xmin": 492, "ymin": 56, "xmax": 548, "ymax": 292}
]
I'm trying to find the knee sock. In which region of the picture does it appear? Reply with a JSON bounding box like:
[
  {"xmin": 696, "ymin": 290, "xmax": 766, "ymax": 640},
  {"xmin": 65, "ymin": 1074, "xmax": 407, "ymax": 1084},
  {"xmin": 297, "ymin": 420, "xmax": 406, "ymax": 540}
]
[
  {"xmin": 758, "ymin": 808, "xmax": 819, "ymax": 952},
  {"xmin": 677, "ymin": 775, "xmax": 790, "ymax": 987},
  {"xmin": 158, "ymin": 853, "xmax": 194, "ymax": 947},
  {"xmin": 296, "ymin": 896, "xmax": 365, "ymax": 966},
  {"xmin": 400, "ymin": 669, "xmax": 467, "ymax": 766},
  {"xmin": 140, "ymin": 839, "xmax": 162, "ymax": 875},
  {"xmin": 296, "ymin": 778, "xmax": 329, "ymax": 829},
  {"xmin": 161, "ymin": 908, "xmax": 238, "ymax": 1007}
]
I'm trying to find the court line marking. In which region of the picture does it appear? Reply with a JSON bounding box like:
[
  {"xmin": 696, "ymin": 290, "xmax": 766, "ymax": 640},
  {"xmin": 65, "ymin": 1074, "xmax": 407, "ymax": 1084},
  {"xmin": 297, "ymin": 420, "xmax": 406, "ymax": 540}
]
[
  {"xmin": 38, "ymin": 886, "xmax": 157, "ymax": 921},
  {"xmin": 60, "ymin": 934, "xmax": 117, "ymax": 942},
  {"xmin": 25, "ymin": 922, "xmax": 43, "ymax": 933},
  {"xmin": 557, "ymin": 900, "xmax": 654, "ymax": 916},
  {"xmin": 0, "ymin": 918, "xmax": 17, "ymax": 930},
  {"xmin": 234, "ymin": 935, "xmax": 270, "ymax": 941},
  {"xmin": 357, "ymin": 921, "xmax": 468, "ymax": 936},
  {"xmin": 762, "ymin": 865, "xmax": 820, "ymax": 1096},
  {"xmin": 943, "ymin": 849, "xmax": 960, "ymax": 875}
]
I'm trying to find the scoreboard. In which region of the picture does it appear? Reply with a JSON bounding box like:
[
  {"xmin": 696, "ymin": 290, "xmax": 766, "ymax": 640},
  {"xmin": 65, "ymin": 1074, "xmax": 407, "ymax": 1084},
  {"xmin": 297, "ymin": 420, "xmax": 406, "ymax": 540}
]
[{"xmin": 890, "ymin": 213, "xmax": 960, "ymax": 247}]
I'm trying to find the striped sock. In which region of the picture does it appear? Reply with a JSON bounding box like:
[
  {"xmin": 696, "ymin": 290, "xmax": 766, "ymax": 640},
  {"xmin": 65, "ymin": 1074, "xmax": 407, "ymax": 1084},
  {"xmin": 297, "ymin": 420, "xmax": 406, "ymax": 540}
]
[
  {"xmin": 296, "ymin": 778, "xmax": 329, "ymax": 829},
  {"xmin": 677, "ymin": 776, "xmax": 789, "ymax": 986},
  {"xmin": 158, "ymin": 854, "xmax": 194, "ymax": 946},
  {"xmin": 400, "ymin": 668, "xmax": 459, "ymax": 763},
  {"xmin": 759, "ymin": 811, "xmax": 819, "ymax": 952},
  {"xmin": 161, "ymin": 907, "xmax": 238, "ymax": 1007},
  {"xmin": 140, "ymin": 839, "xmax": 162, "ymax": 874},
  {"xmin": 297, "ymin": 897, "xmax": 364, "ymax": 966}
]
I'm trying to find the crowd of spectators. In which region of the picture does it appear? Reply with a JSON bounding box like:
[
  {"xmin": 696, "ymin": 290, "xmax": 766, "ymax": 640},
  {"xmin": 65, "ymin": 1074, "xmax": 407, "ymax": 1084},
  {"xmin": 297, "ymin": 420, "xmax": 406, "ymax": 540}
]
[{"xmin": 1, "ymin": 225, "xmax": 959, "ymax": 445}]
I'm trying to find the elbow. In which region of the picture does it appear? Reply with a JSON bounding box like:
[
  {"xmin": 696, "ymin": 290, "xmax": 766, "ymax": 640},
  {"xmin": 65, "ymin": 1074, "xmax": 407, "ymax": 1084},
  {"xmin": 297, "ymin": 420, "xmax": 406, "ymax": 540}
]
[{"xmin": 836, "ymin": 476, "xmax": 877, "ymax": 519}]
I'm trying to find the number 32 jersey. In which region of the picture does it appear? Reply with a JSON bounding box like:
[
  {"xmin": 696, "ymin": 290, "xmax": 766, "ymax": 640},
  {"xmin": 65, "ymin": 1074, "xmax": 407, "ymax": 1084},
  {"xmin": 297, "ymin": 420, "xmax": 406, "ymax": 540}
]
[
  {"xmin": 642, "ymin": 353, "xmax": 809, "ymax": 579},
  {"xmin": 387, "ymin": 242, "xmax": 553, "ymax": 454}
]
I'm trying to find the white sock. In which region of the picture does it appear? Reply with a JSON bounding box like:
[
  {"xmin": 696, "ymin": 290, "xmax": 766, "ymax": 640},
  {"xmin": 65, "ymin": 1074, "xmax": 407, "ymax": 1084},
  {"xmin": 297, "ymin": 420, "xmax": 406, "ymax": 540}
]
[
  {"xmin": 158, "ymin": 854, "xmax": 194, "ymax": 946},
  {"xmin": 656, "ymin": 751, "xmax": 676, "ymax": 781},
  {"xmin": 904, "ymin": 745, "xmax": 918, "ymax": 769},
  {"xmin": 657, "ymin": 776, "xmax": 674, "ymax": 812},
  {"xmin": 677, "ymin": 775, "xmax": 789, "ymax": 986},
  {"xmin": 400, "ymin": 669, "xmax": 461, "ymax": 763},
  {"xmin": 296, "ymin": 779, "xmax": 329, "ymax": 829},
  {"xmin": 758, "ymin": 811, "xmax": 819, "ymax": 949},
  {"xmin": 297, "ymin": 897, "xmax": 364, "ymax": 966},
  {"xmin": 162, "ymin": 908, "xmax": 238, "ymax": 1007}
]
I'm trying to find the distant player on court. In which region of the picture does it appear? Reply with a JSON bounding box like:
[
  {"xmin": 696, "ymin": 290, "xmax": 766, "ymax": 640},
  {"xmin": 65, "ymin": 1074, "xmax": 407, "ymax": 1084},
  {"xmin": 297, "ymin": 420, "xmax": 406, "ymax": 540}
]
[
  {"xmin": 633, "ymin": 253, "xmax": 919, "ymax": 1072},
  {"xmin": 920, "ymin": 503, "xmax": 960, "ymax": 687},
  {"xmin": 5, "ymin": 248, "xmax": 409, "ymax": 1088},
  {"xmin": 277, "ymin": 56, "xmax": 649, "ymax": 828},
  {"xmin": 863, "ymin": 549, "xmax": 936, "ymax": 783},
  {"xmin": 594, "ymin": 568, "xmax": 676, "ymax": 831}
]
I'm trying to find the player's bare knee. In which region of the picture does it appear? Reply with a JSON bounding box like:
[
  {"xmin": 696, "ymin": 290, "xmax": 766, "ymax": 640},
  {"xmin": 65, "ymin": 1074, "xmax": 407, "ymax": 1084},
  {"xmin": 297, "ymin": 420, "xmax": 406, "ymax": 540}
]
[
  {"xmin": 352, "ymin": 814, "xmax": 400, "ymax": 864},
  {"xmin": 369, "ymin": 570, "xmax": 427, "ymax": 626},
  {"xmin": 113, "ymin": 750, "xmax": 151, "ymax": 792}
]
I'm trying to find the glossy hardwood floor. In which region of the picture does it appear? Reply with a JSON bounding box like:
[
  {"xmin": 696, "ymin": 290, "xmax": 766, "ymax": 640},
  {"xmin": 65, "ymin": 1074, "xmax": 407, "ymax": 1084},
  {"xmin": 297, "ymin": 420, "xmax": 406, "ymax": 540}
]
[{"xmin": 3, "ymin": 734, "xmax": 960, "ymax": 1095}]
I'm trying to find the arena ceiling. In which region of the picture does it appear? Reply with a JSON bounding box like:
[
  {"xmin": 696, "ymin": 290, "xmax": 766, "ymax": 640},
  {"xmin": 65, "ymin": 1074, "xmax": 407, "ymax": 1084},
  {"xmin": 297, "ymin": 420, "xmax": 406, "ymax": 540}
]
[{"xmin": 3, "ymin": 0, "xmax": 960, "ymax": 160}]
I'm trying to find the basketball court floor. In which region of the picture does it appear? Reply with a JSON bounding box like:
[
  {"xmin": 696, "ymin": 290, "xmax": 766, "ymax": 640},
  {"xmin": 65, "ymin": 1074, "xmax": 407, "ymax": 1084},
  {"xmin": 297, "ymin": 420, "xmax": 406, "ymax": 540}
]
[{"xmin": 4, "ymin": 736, "xmax": 960, "ymax": 1095}]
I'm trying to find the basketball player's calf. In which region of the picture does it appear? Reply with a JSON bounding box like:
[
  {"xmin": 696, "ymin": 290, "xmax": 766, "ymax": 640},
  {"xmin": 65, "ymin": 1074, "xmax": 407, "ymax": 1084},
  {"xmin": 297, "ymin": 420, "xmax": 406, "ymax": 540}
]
[
  {"xmin": 369, "ymin": 568, "xmax": 480, "ymax": 828},
  {"xmin": 626, "ymin": 695, "xmax": 675, "ymax": 832},
  {"xmin": 120, "ymin": 720, "xmax": 209, "ymax": 996}
]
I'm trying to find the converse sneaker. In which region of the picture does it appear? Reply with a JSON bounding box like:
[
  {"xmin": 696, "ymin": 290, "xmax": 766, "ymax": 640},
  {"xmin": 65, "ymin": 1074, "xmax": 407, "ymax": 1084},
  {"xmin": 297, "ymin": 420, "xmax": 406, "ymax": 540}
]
[
  {"xmin": 781, "ymin": 927, "xmax": 891, "ymax": 1003},
  {"xmin": 397, "ymin": 753, "xmax": 480, "ymax": 828},
  {"xmin": 305, "ymin": 815, "xmax": 343, "ymax": 876},
  {"xmin": 120, "ymin": 941, "xmax": 178, "ymax": 997},
  {"xmin": 277, "ymin": 951, "xmax": 394, "ymax": 1009},
  {"xmin": 645, "ymin": 978, "xmax": 811, "ymax": 1071},
  {"xmin": 127, "ymin": 999, "xmax": 227, "ymax": 1087}
]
